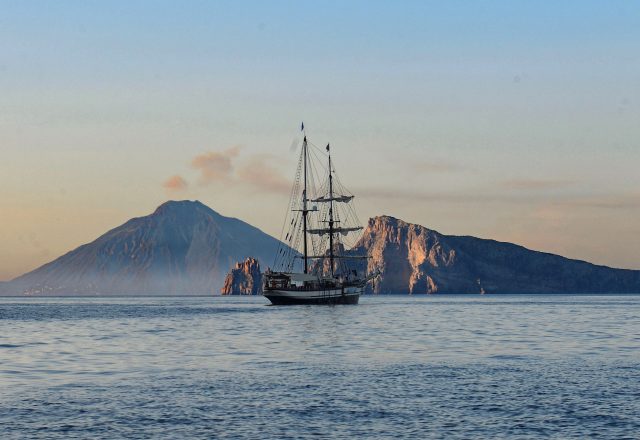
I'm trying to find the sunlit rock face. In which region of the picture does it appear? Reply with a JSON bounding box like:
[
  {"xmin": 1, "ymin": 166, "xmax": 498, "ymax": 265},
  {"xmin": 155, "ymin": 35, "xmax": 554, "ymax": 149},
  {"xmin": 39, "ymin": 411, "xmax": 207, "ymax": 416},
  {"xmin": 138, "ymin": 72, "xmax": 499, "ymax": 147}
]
[
  {"xmin": 221, "ymin": 257, "xmax": 263, "ymax": 295},
  {"xmin": 9, "ymin": 201, "xmax": 283, "ymax": 296},
  {"xmin": 352, "ymin": 215, "xmax": 640, "ymax": 294}
]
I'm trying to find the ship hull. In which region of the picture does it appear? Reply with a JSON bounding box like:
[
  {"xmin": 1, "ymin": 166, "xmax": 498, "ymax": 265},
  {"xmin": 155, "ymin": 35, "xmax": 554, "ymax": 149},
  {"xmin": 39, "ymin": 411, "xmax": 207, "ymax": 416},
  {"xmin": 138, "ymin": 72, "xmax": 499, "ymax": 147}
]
[{"xmin": 264, "ymin": 286, "xmax": 362, "ymax": 305}]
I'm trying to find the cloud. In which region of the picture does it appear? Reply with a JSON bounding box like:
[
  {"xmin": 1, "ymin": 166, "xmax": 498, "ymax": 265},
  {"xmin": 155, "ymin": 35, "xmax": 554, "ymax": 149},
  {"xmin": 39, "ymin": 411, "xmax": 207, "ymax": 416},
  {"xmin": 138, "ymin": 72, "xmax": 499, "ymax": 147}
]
[
  {"xmin": 355, "ymin": 186, "xmax": 517, "ymax": 204},
  {"xmin": 559, "ymin": 194, "xmax": 640, "ymax": 210},
  {"xmin": 183, "ymin": 147, "xmax": 291, "ymax": 194},
  {"xmin": 499, "ymin": 179, "xmax": 575, "ymax": 191},
  {"xmin": 411, "ymin": 160, "xmax": 467, "ymax": 174},
  {"xmin": 356, "ymin": 185, "xmax": 640, "ymax": 210},
  {"xmin": 162, "ymin": 175, "xmax": 188, "ymax": 192},
  {"xmin": 191, "ymin": 146, "xmax": 240, "ymax": 184},
  {"xmin": 529, "ymin": 205, "xmax": 569, "ymax": 228},
  {"xmin": 237, "ymin": 155, "xmax": 291, "ymax": 195}
]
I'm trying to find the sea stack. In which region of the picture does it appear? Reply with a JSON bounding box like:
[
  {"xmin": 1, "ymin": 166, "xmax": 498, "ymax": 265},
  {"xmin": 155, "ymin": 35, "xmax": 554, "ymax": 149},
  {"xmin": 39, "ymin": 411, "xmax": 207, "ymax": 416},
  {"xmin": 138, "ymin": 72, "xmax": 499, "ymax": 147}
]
[{"xmin": 221, "ymin": 258, "xmax": 263, "ymax": 295}]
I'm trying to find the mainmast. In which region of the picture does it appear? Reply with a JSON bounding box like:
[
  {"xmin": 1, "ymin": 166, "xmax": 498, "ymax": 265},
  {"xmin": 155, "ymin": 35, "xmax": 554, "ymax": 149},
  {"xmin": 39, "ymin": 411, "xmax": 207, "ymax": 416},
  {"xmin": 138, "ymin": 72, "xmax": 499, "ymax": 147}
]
[
  {"xmin": 327, "ymin": 143, "xmax": 335, "ymax": 277},
  {"xmin": 302, "ymin": 135, "xmax": 364, "ymax": 274},
  {"xmin": 302, "ymin": 132, "xmax": 309, "ymax": 274}
]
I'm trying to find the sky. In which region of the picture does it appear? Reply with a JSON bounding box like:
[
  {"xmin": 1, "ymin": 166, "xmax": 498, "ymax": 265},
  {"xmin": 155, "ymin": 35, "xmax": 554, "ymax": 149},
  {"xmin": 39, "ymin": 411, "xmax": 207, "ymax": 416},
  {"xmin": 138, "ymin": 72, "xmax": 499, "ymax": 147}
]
[{"xmin": 1, "ymin": 1, "xmax": 640, "ymax": 280}]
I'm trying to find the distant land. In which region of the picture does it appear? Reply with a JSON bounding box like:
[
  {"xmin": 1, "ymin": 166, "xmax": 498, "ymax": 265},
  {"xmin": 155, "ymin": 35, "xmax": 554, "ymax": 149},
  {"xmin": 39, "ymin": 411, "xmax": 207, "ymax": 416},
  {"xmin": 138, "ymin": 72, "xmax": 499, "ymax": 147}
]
[
  {"xmin": 3, "ymin": 201, "xmax": 284, "ymax": 296},
  {"xmin": 2, "ymin": 200, "xmax": 640, "ymax": 296},
  {"xmin": 350, "ymin": 216, "xmax": 640, "ymax": 294}
]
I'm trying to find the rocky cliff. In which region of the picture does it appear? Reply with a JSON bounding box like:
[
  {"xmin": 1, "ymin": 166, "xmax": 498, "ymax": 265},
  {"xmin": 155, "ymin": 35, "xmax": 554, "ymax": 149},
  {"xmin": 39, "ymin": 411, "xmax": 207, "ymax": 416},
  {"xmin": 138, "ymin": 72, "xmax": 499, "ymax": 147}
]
[
  {"xmin": 350, "ymin": 216, "xmax": 640, "ymax": 294},
  {"xmin": 221, "ymin": 257, "xmax": 263, "ymax": 295},
  {"xmin": 8, "ymin": 201, "xmax": 284, "ymax": 295}
]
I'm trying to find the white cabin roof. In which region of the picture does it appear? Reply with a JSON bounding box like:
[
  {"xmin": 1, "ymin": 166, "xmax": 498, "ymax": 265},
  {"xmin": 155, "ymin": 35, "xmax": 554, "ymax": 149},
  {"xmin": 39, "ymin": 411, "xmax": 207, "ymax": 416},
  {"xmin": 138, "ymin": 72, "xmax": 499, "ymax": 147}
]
[{"xmin": 285, "ymin": 273, "xmax": 319, "ymax": 282}]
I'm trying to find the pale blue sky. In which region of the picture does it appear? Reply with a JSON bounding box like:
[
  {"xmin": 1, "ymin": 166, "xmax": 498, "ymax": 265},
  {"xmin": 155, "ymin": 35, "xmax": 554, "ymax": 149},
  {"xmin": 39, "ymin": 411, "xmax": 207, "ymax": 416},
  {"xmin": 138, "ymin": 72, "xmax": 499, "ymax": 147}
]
[{"xmin": 2, "ymin": 1, "xmax": 640, "ymax": 279}]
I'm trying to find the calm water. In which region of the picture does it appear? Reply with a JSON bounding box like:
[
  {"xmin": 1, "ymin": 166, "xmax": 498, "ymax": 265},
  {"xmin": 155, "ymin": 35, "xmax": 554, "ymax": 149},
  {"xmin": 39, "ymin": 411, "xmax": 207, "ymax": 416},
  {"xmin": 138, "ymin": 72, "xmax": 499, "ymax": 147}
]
[{"xmin": 1, "ymin": 295, "xmax": 639, "ymax": 439}]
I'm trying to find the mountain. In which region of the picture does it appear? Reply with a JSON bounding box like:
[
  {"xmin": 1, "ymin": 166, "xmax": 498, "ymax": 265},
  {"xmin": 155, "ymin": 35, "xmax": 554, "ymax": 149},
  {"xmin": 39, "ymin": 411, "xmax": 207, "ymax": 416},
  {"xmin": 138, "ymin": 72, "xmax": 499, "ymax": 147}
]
[
  {"xmin": 5, "ymin": 205, "xmax": 640, "ymax": 296},
  {"xmin": 7, "ymin": 201, "xmax": 285, "ymax": 295},
  {"xmin": 350, "ymin": 216, "xmax": 640, "ymax": 294}
]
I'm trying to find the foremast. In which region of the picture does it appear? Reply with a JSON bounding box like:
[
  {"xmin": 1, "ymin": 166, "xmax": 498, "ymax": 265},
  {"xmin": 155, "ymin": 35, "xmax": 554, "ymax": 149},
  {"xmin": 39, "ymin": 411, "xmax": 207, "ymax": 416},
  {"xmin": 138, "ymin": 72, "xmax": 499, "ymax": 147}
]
[{"xmin": 306, "ymin": 141, "xmax": 365, "ymax": 278}]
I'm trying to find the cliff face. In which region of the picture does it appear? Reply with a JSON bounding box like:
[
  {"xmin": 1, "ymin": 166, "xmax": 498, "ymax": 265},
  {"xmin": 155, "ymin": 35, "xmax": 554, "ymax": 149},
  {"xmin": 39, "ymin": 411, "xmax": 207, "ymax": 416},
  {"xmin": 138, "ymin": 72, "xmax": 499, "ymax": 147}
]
[
  {"xmin": 8, "ymin": 201, "xmax": 283, "ymax": 295},
  {"xmin": 351, "ymin": 216, "xmax": 640, "ymax": 294},
  {"xmin": 221, "ymin": 258, "xmax": 263, "ymax": 295}
]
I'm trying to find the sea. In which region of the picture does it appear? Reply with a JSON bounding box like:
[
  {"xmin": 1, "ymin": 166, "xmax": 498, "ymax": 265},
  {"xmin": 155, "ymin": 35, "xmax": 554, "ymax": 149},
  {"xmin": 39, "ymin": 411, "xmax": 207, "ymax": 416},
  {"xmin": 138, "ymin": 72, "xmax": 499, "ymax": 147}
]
[{"xmin": 1, "ymin": 295, "xmax": 639, "ymax": 439}]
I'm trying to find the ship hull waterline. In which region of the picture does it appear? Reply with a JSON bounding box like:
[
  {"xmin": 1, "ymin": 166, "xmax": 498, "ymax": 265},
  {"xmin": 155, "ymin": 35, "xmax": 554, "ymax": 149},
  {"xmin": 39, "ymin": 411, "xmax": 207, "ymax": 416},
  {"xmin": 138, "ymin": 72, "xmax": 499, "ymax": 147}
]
[{"xmin": 263, "ymin": 287, "xmax": 362, "ymax": 305}]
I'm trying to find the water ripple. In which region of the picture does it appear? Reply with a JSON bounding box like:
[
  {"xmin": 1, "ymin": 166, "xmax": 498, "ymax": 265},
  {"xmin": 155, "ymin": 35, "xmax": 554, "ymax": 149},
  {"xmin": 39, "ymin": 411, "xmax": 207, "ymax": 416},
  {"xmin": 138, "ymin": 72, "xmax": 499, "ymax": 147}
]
[{"xmin": 0, "ymin": 295, "xmax": 639, "ymax": 438}]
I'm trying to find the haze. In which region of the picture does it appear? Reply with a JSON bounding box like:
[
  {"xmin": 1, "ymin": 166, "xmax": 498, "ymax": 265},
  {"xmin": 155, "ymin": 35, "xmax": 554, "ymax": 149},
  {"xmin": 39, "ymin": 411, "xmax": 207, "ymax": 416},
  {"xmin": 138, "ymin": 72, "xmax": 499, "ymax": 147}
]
[{"xmin": 2, "ymin": 1, "xmax": 639, "ymax": 280}]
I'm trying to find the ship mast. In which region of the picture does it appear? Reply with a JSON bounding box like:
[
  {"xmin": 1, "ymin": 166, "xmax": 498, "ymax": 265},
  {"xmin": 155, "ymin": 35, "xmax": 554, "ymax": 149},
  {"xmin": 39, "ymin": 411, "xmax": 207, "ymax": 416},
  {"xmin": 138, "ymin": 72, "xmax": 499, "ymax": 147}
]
[
  {"xmin": 296, "ymin": 134, "xmax": 364, "ymax": 276},
  {"xmin": 302, "ymin": 133, "xmax": 309, "ymax": 274},
  {"xmin": 327, "ymin": 144, "xmax": 335, "ymax": 277}
]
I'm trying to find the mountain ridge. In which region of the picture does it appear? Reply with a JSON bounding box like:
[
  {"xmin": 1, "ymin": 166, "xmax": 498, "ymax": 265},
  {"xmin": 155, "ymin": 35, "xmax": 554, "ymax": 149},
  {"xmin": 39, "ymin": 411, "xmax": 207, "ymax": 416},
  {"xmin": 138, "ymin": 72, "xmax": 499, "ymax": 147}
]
[
  {"xmin": 350, "ymin": 215, "xmax": 640, "ymax": 294},
  {"xmin": 375, "ymin": 214, "xmax": 617, "ymax": 268}
]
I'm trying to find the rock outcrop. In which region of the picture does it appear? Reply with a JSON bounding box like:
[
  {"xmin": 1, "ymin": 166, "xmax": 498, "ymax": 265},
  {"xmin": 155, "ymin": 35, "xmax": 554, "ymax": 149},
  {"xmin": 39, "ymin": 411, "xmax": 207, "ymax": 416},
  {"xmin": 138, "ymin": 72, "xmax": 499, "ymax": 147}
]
[
  {"xmin": 221, "ymin": 258, "xmax": 263, "ymax": 295},
  {"xmin": 350, "ymin": 215, "xmax": 640, "ymax": 294}
]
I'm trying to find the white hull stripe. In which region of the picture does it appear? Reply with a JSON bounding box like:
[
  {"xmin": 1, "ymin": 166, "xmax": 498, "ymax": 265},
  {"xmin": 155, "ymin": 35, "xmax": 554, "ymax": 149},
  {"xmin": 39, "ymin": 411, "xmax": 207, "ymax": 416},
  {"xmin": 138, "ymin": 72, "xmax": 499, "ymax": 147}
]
[{"xmin": 265, "ymin": 287, "xmax": 362, "ymax": 299}]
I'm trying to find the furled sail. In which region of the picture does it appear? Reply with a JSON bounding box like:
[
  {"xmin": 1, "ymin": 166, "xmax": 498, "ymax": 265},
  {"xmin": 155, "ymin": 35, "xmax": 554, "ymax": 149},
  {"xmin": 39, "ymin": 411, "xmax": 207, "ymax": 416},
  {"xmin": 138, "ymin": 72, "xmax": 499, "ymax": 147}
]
[
  {"xmin": 310, "ymin": 195, "xmax": 354, "ymax": 203},
  {"xmin": 307, "ymin": 226, "xmax": 363, "ymax": 236}
]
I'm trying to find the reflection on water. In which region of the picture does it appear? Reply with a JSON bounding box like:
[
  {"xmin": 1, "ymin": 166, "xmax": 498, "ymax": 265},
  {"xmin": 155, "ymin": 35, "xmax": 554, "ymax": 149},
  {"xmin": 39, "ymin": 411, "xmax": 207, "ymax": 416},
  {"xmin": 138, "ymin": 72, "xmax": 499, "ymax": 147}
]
[{"xmin": 1, "ymin": 295, "xmax": 639, "ymax": 438}]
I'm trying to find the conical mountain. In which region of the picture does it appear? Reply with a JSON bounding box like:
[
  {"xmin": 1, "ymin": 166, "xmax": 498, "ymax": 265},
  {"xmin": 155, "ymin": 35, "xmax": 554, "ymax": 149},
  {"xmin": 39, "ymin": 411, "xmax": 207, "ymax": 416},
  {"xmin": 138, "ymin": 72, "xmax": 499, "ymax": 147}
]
[
  {"xmin": 10, "ymin": 200, "xmax": 285, "ymax": 295},
  {"xmin": 351, "ymin": 215, "xmax": 640, "ymax": 294}
]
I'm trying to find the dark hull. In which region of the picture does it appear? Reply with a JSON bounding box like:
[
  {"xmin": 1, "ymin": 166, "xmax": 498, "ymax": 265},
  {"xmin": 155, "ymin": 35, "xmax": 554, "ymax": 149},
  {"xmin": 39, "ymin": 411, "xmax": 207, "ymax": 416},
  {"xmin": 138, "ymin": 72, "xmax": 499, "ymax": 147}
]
[{"xmin": 264, "ymin": 292, "xmax": 360, "ymax": 305}]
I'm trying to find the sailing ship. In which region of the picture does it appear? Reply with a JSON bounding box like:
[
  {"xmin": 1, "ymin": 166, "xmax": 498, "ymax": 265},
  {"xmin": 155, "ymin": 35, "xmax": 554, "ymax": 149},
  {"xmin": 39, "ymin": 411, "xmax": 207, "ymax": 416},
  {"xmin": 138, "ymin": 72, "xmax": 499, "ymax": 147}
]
[{"xmin": 263, "ymin": 124, "xmax": 378, "ymax": 305}]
